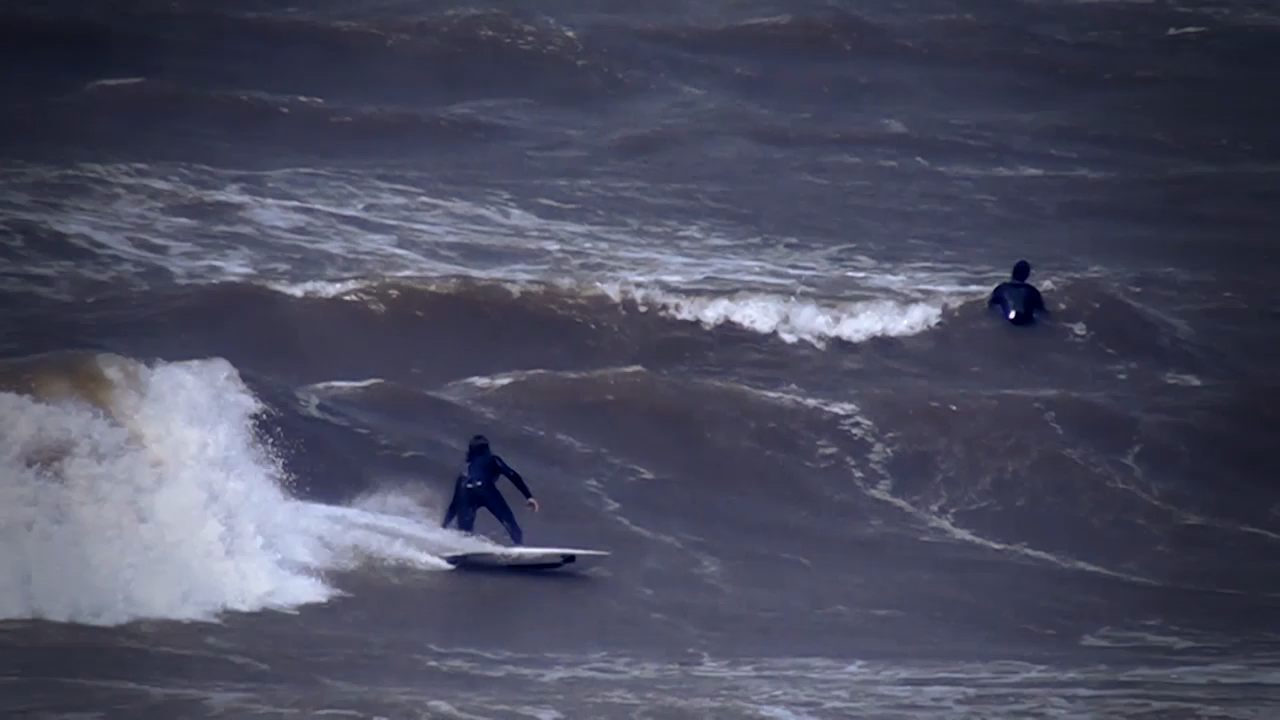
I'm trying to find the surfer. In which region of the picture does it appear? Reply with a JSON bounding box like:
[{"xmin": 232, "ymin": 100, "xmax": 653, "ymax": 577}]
[
  {"xmin": 988, "ymin": 259, "xmax": 1047, "ymax": 326},
  {"xmin": 441, "ymin": 435, "xmax": 540, "ymax": 545}
]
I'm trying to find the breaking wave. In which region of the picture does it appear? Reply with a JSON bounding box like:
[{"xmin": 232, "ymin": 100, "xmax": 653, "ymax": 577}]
[
  {"xmin": 276, "ymin": 278, "xmax": 948, "ymax": 347},
  {"xmin": 0, "ymin": 351, "xmax": 488, "ymax": 626}
]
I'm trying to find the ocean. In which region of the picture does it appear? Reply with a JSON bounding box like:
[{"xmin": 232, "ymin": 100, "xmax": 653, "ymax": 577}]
[{"xmin": 2, "ymin": 1, "xmax": 1279, "ymax": 718}]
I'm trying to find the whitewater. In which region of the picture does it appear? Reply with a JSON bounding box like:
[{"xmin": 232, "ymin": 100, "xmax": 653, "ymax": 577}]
[{"xmin": 0, "ymin": 353, "xmax": 490, "ymax": 626}]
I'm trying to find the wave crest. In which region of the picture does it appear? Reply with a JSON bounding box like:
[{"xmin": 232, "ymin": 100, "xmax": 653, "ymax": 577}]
[
  {"xmin": 598, "ymin": 282, "xmax": 943, "ymax": 346},
  {"xmin": 272, "ymin": 277, "xmax": 949, "ymax": 348}
]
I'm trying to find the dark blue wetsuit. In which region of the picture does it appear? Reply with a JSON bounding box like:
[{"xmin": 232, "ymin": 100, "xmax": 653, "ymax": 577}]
[
  {"xmin": 441, "ymin": 436, "xmax": 533, "ymax": 545},
  {"xmin": 988, "ymin": 260, "xmax": 1047, "ymax": 326}
]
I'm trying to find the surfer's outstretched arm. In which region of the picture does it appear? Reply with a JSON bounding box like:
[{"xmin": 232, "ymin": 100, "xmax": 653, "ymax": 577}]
[{"xmin": 494, "ymin": 455, "xmax": 539, "ymax": 511}]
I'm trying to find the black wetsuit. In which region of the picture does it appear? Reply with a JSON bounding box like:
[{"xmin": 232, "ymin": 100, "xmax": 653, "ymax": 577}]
[
  {"xmin": 989, "ymin": 280, "xmax": 1045, "ymax": 326},
  {"xmin": 441, "ymin": 450, "xmax": 532, "ymax": 545}
]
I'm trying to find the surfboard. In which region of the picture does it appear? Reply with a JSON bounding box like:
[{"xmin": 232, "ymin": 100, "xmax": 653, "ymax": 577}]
[{"xmin": 442, "ymin": 546, "xmax": 609, "ymax": 571}]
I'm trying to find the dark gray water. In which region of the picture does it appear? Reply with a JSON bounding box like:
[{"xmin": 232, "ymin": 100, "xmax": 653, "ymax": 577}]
[{"xmin": 2, "ymin": 1, "xmax": 1279, "ymax": 718}]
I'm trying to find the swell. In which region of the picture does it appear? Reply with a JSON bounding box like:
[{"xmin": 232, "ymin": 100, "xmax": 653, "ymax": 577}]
[
  {"xmin": 4, "ymin": 4, "xmax": 1273, "ymax": 102},
  {"xmin": 0, "ymin": 275, "xmax": 1251, "ymax": 392},
  {"xmin": 623, "ymin": 5, "xmax": 1278, "ymax": 78},
  {"xmin": 10, "ymin": 3, "xmax": 1257, "ymax": 91},
  {"xmin": 0, "ymin": 8, "xmax": 626, "ymax": 106},
  {"xmin": 1, "ymin": 78, "xmax": 512, "ymax": 164},
  {"xmin": 4, "ymin": 4, "xmax": 1275, "ymax": 168},
  {"xmin": 0, "ymin": 277, "xmax": 949, "ymax": 385},
  {"xmin": 628, "ymin": 11, "xmax": 908, "ymax": 61}
]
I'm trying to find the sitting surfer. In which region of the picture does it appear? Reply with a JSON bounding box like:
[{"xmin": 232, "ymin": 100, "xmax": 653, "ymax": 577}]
[
  {"xmin": 441, "ymin": 435, "xmax": 540, "ymax": 545},
  {"xmin": 988, "ymin": 259, "xmax": 1047, "ymax": 326}
]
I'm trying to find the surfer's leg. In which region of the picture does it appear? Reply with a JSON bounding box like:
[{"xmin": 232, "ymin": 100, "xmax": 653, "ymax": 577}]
[
  {"xmin": 455, "ymin": 499, "xmax": 479, "ymax": 533},
  {"xmin": 481, "ymin": 491, "xmax": 524, "ymax": 545}
]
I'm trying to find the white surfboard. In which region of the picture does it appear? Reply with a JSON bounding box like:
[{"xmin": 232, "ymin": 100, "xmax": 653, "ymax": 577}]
[{"xmin": 442, "ymin": 546, "xmax": 610, "ymax": 571}]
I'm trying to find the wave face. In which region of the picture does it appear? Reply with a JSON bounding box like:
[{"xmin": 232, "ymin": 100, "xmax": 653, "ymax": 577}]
[{"xmin": 2, "ymin": 0, "xmax": 1279, "ymax": 718}]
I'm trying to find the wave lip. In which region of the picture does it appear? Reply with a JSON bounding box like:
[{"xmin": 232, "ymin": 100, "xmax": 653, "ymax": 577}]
[{"xmin": 600, "ymin": 282, "xmax": 946, "ymax": 346}]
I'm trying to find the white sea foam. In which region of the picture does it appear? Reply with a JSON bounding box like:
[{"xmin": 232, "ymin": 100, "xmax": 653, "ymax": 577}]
[
  {"xmin": 600, "ymin": 283, "xmax": 947, "ymax": 346},
  {"xmin": 397, "ymin": 648, "xmax": 1280, "ymax": 719},
  {"xmin": 0, "ymin": 162, "xmax": 982, "ymax": 343},
  {"xmin": 0, "ymin": 354, "xmax": 487, "ymax": 627}
]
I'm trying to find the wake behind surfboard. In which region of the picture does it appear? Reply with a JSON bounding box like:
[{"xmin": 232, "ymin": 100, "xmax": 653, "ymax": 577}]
[{"xmin": 443, "ymin": 546, "xmax": 610, "ymax": 571}]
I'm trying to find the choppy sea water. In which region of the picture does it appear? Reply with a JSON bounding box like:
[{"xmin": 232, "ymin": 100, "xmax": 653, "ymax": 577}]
[{"xmin": 2, "ymin": 1, "xmax": 1279, "ymax": 718}]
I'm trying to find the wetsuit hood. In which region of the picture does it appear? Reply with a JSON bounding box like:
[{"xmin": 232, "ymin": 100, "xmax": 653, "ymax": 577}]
[
  {"xmin": 466, "ymin": 434, "xmax": 491, "ymax": 461},
  {"xmin": 1012, "ymin": 260, "xmax": 1032, "ymax": 283}
]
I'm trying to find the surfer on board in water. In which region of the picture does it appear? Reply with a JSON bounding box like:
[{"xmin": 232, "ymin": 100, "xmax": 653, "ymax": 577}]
[
  {"xmin": 442, "ymin": 435, "xmax": 540, "ymax": 545},
  {"xmin": 988, "ymin": 259, "xmax": 1048, "ymax": 326}
]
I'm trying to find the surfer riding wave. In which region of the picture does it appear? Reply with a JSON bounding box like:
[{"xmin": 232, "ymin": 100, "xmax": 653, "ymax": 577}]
[{"xmin": 442, "ymin": 435, "xmax": 539, "ymax": 545}]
